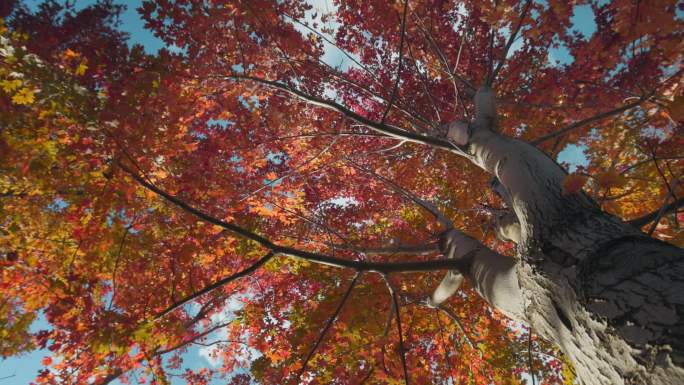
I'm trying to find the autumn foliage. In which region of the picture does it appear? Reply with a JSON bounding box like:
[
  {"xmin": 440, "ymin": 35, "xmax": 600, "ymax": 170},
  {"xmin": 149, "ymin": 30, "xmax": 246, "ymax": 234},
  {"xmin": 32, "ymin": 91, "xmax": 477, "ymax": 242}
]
[{"xmin": 0, "ymin": 0, "xmax": 682, "ymax": 384}]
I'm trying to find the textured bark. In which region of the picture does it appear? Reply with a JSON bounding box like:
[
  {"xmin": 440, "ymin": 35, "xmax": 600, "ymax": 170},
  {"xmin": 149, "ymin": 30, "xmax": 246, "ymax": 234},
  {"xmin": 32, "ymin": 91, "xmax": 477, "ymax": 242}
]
[
  {"xmin": 441, "ymin": 96, "xmax": 684, "ymax": 384},
  {"xmin": 430, "ymin": 230, "xmax": 525, "ymax": 322}
]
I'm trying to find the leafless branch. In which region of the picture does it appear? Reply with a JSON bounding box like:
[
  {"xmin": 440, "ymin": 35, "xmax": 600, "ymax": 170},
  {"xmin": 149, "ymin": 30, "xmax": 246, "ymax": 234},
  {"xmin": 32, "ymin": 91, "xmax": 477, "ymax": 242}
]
[
  {"xmin": 239, "ymin": 136, "xmax": 338, "ymax": 202},
  {"xmin": 283, "ymin": 51, "xmax": 434, "ymax": 127},
  {"xmin": 406, "ymin": 38, "xmax": 442, "ymax": 123},
  {"xmin": 411, "ymin": 13, "xmax": 476, "ymax": 99},
  {"xmin": 435, "ymin": 309, "xmax": 455, "ymax": 384},
  {"xmin": 528, "ymin": 330, "xmax": 536, "ymax": 385},
  {"xmin": 647, "ymin": 177, "xmax": 681, "ymax": 236},
  {"xmin": 532, "ymin": 68, "xmax": 684, "ymax": 145},
  {"xmin": 108, "ymin": 225, "xmax": 132, "ymax": 311}
]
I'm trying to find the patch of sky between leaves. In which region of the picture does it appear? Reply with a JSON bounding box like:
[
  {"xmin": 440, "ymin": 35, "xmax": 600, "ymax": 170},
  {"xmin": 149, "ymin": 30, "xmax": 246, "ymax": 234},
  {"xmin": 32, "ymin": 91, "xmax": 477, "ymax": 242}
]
[
  {"xmin": 192, "ymin": 294, "xmax": 263, "ymax": 368},
  {"xmin": 548, "ymin": 4, "xmax": 597, "ymax": 66},
  {"xmin": 546, "ymin": 3, "xmax": 596, "ymax": 173},
  {"xmin": 0, "ymin": 312, "xmax": 52, "ymax": 384},
  {"xmin": 557, "ymin": 143, "xmax": 589, "ymax": 173},
  {"xmin": 24, "ymin": 0, "xmax": 168, "ymax": 54},
  {"xmin": 456, "ymin": 2, "xmax": 596, "ymax": 68}
]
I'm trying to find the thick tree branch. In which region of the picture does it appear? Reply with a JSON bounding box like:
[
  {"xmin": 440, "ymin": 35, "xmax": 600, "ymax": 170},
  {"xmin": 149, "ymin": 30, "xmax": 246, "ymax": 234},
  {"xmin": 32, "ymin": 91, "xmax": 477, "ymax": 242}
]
[
  {"xmin": 334, "ymin": 243, "xmax": 440, "ymax": 256},
  {"xmin": 530, "ymin": 98, "xmax": 645, "ymax": 145},
  {"xmin": 429, "ymin": 271, "xmax": 464, "ymax": 307},
  {"xmin": 118, "ymin": 161, "xmax": 470, "ymax": 274},
  {"xmin": 628, "ymin": 196, "xmax": 684, "ymax": 228},
  {"xmin": 297, "ymin": 272, "xmax": 361, "ymax": 382},
  {"xmin": 490, "ymin": 0, "xmax": 533, "ymax": 85},
  {"xmin": 155, "ymin": 252, "xmax": 274, "ymax": 319},
  {"xmin": 430, "ymin": 229, "xmax": 525, "ymax": 322},
  {"xmin": 227, "ymin": 75, "xmax": 455, "ymax": 151}
]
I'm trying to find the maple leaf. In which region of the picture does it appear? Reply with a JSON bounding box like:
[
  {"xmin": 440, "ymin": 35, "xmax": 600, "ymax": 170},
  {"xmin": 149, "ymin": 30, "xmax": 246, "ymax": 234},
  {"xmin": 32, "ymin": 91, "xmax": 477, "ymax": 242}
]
[
  {"xmin": 62, "ymin": 48, "xmax": 80, "ymax": 60},
  {"xmin": 562, "ymin": 173, "xmax": 588, "ymax": 195},
  {"xmin": 596, "ymin": 168, "xmax": 627, "ymax": 189},
  {"xmin": 75, "ymin": 61, "xmax": 88, "ymax": 76},
  {"xmin": 11, "ymin": 87, "xmax": 35, "ymax": 105},
  {"xmin": 0, "ymin": 79, "xmax": 22, "ymax": 93},
  {"xmin": 1, "ymin": 1, "xmax": 683, "ymax": 384}
]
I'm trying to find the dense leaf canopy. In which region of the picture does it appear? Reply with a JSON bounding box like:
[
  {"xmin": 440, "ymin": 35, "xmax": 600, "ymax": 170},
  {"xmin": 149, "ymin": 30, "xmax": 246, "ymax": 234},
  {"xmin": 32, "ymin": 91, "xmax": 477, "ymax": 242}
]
[{"xmin": 0, "ymin": 0, "xmax": 682, "ymax": 384}]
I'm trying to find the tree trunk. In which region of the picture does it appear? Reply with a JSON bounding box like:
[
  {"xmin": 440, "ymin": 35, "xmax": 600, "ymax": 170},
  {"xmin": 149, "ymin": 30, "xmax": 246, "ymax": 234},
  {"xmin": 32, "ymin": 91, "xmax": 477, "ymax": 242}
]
[
  {"xmin": 446, "ymin": 99, "xmax": 684, "ymax": 384},
  {"xmin": 518, "ymin": 233, "xmax": 684, "ymax": 385}
]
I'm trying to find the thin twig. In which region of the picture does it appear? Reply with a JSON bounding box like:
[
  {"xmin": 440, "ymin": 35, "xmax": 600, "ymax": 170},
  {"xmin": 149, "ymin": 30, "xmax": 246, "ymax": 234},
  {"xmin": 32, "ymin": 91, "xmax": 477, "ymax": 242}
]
[
  {"xmin": 382, "ymin": 275, "xmax": 410, "ymax": 385},
  {"xmin": 490, "ymin": 0, "xmax": 533, "ymax": 84},
  {"xmin": 437, "ymin": 305, "xmax": 476, "ymax": 351},
  {"xmin": 528, "ymin": 330, "xmax": 536, "ymax": 385},
  {"xmin": 344, "ymin": 158, "xmax": 453, "ymax": 228},
  {"xmin": 108, "ymin": 225, "xmax": 132, "ymax": 311},
  {"xmin": 530, "ymin": 98, "xmax": 645, "ymax": 145},
  {"xmin": 239, "ymin": 137, "xmax": 338, "ymax": 202},
  {"xmin": 296, "ymin": 272, "xmax": 362, "ymax": 382},
  {"xmin": 406, "ymin": 39, "xmax": 442, "ymax": 123},
  {"xmin": 381, "ymin": 0, "xmax": 410, "ymax": 124},
  {"xmin": 380, "ymin": 297, "xmax": 397, "ymax": 374},
  {"xmin": 227, "ymin": 75, "xmax": 456, "ymax": 151},
  {"xmin": 435, "ymin": 309, "xmax": 456, "ymax": 384},
  {"xmin": 118, "ymin": 161, "xmax": 470, "ymax": 274}
]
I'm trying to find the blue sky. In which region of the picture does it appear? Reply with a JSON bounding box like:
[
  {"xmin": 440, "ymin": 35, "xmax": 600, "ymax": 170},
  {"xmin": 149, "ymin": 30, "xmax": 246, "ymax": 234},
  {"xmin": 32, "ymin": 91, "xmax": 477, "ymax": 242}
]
[{"xmin": 3, "ymin": 1, "xmax": 596, "ymax": 383}]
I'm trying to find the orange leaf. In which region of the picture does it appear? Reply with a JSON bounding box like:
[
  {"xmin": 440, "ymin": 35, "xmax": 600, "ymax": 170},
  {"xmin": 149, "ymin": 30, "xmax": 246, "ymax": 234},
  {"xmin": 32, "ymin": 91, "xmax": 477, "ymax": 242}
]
[
  {"xmin": 562, "ymin": 173, "xmax": 588, "ymax": 195},
  {"xmin": 596, "ymin": 169, "xmax": 627, "ymax": 189}
]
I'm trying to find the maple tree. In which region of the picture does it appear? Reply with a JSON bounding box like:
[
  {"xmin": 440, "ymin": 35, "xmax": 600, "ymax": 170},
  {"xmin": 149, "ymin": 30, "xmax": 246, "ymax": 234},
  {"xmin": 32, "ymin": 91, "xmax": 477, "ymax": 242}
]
[{"xmin": 1, "ymin": 0, "xmax": 683, "ymax": 384}]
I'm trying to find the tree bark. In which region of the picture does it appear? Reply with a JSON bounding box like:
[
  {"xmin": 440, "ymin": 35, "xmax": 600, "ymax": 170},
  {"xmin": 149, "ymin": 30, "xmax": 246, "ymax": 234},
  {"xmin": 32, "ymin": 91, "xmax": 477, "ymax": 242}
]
[{"xmin": 443, "ymin": 91, "xmax": 684, "ymax": 384}]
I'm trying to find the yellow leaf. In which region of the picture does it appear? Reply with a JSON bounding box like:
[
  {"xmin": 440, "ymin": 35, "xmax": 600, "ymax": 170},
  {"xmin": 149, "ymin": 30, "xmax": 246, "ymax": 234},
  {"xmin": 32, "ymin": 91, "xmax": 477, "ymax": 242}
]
[
  {"xmin": 75, "ymin": 61, "xmax": 88, "ymax": 76},
  {"xmin": 0, "ymin": 79, "xmax": 22, "ymax": 93},
  {"xmin": 11, "ymin": 87, "xmax": 35, "ymax": 105}
]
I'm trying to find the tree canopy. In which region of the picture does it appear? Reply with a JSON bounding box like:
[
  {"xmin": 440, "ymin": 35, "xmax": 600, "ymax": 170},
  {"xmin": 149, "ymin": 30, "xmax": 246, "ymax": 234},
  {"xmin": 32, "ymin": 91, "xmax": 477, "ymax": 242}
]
[{"xmin": 0, "ymin": 0, "xmax": 682, "ymax": 384}]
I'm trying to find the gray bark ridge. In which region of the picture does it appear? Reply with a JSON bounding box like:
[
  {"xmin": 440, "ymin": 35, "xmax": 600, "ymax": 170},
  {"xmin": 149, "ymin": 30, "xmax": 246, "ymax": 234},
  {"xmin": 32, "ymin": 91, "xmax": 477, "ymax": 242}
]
[{"xmin": 442, "ymin": 86, "xmax": 684, "ymax": 385}]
